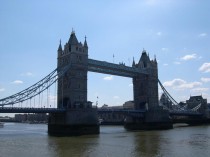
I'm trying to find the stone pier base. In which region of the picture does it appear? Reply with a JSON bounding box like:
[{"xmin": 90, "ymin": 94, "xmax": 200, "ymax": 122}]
[
  {"xmin": 124, "ymin": 121, "xmax": 173, "ymax": 130},
  {"xmin": 124, "ymin": 108, "xmax": 173, "ymax": 130},
  {"xmin": 48, "ymin": 108, "xmax": 99, "ymax": 136}
]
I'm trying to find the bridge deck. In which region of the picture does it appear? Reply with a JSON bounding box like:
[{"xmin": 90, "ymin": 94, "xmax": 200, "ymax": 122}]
[
  {"xmin": 0, "ymin": 107, "xmax": 204, "ymax": 117},
  {"xmin": 0, "ymin": 107, "xmax": 66, "ymax": 113}
]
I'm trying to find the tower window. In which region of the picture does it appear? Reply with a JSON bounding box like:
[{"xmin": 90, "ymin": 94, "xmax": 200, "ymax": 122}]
[{"xmin": 77, "ymin": 55, "xmax": 82, "ymax": 62}]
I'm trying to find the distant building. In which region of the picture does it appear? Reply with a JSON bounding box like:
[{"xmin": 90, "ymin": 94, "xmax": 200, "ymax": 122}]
[
  {"xmin": 15, "ymin": 113, "xmax": 48, "ymax": 123},
  {"xmin": 101, "ymin": 104, "xmax": 109, "ymax": 109},
  {"xmin": 123, "ymin": 101, "xmax": 134, "ymax": 109},
  {"xmin": 98, "ymin": 102, "xmax": 133, "ymax": 124},
  {"xmin": 159, "ymin": 93, "xmax": 172, "ymax": 109},
  {"xmin": 27, "ymin": 113, "xmax": 48, "ymax": 122},
  {"xmin": 186, "ymin": 95, "xmax": 208, "ymax": 114},
  {"xmin": 15, "ymin": 114, "xmax": 27, "ymax": 122}
]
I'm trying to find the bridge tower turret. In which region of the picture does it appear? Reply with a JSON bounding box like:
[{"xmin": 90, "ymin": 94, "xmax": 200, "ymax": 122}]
[
  {"xmin": 57, "ymin": 39, "xmax": 63, "ymax": 66},
  {"xmin": 133, "ymin": 50, "xmax": 158, "ymax": 110},
  {"xmin": 49, "ymin": 31, "xmax": 99, "ymax": 136},
  {"xmin": 125, "ymin": 50, "xmax": 172, "ymax": 130},
  {"xmin": 57, "ymin": 31, "xmax": 89, "ymax": 109}
]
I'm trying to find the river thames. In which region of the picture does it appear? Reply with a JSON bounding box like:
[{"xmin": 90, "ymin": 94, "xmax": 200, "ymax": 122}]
[{"xmin": 0, "ymin": 123, "xmax": 210, "ymax": 157}]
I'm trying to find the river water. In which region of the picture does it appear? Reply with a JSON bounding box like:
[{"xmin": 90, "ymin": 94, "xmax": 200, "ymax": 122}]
[{"xmin": 0, "ymin": 123, "xmax": 210, "ymax": 157}]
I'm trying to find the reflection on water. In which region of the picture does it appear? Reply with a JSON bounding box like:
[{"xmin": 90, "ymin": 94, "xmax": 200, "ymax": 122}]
[{"xmin": 0, "ymin": 123, "xmax": 210, "ymax": 157}]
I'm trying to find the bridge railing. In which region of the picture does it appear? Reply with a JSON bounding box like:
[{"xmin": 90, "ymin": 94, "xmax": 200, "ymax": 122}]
[{"xmin": 0, "ymin": 107, "xmax": 66, "ymax": 113}]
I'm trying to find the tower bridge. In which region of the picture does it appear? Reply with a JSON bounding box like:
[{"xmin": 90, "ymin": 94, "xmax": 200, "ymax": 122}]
[{"xmin": 0, "ymin": 31, "xmax": 209, "ymax": 135}]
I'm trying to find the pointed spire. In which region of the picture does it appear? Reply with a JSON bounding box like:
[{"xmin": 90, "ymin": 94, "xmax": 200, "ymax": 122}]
[
  {"xmin": 68, "ymin": 30, "xmax": 78, "ymax": 45},
  {"xmin": 154, "ymin": 54, "xmax": 157, "ymax": 63},
  {"xmin": 132, "ymin": 57, "xmax": 135, "ymax": 67},
  {"xmin": 58, "ymin": 39, "xmax": 62, "ymax": 51},
  {"xmin": 84, "ymin": 35, "xmax": 88, "ymax": 47},
  {"xmin": 143, "ymin": 48, "xmax": 146, "ymax": 53}
]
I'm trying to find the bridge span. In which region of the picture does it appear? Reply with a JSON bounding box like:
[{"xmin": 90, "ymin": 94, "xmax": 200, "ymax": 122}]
[{"xmin": 0, "ymin": 31, "xmax": 209, "ymax": 136}]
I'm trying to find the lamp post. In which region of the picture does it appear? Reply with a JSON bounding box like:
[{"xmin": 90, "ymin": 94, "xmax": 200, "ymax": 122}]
[{"xmin": 96, "ymin": 96, "xmax": 98, "ymax": 108}]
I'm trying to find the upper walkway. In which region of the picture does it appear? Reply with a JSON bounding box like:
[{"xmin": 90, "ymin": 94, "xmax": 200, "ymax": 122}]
[{"xmin": 88, "ymin": 59, "xmax": 148, "ymax": 77}]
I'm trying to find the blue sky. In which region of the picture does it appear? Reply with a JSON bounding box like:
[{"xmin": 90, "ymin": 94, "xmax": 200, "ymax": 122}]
[{"xmin": 0, "ymin": 0, "xmax": 210, "ymax": 112}]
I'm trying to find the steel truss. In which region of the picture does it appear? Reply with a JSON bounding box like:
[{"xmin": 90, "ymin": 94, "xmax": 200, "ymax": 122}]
[{"xmin": 0, "ymin": 64, "xmax": 71, "ymax": 106}]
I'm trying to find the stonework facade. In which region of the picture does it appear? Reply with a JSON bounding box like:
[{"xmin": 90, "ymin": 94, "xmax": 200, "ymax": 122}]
[
  {"xmin": 57, "ymin": 31, "xmax": 90, "ymax": 109},
  {"xmin": 132, "ymin": 51, "xmax": 158, "ymax": 110}
]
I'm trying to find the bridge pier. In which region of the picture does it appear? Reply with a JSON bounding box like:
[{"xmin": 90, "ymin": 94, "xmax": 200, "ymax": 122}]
[
  {"xmin": 124, "ymin": 107, "xmax": 173, "ymax": 130},
  {"xmin": 48, "ymin": 108, "xmax": 99, "ymax": 136}
]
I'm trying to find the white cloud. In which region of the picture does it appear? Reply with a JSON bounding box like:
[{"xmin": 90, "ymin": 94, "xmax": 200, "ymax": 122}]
[
  {"xmin": 199, "ymin": 33, "xmax": 207, "ymax": 37},
  {"xmin": 11, "ymin": 80, "xmax": 23, "ymax": 84},
  {"xmin": 113, "ymin": 96, "xmax": 120, "ymax": 99},
  {"xmin": 174, "ymin": 62, "xmax": 181, "ymax": 65},
  {"xmin": 129, "ymin": 83, "xmax": 133, "ymax": 87},
  {"xmin": 21, "ymin": 72, "xmax": 33, "ymax": 77},
  {"xmin": 163, "ymin": 79, "xmax": 185, "ymax": 87},
  {"xmin": 156, "ymin": 32, "xmax": 162, "ymax": 36},
  {"xmin": 199, "ymin": 63, "xmax": 210, "ymax": 73},
  {"xmin": 191, "ymin": 88, "xmax": 209, "ymax": 93},
  {"xmin": 103, "ymin": 75, "xmax": 113, "ymax": 81},
  {"xmin": 198, "ymin": 56, "xmax": 203, "ymax": 59},
  {"xmin": 163, "ymin": 63, "xmax": 168, "ymax": 66},
  {"xmin": 180, "ymin": 54, "xmax": 197, "ymax": 61},
  {"xmin": 178, "ymin": 82, "xmax": 201, "ymax": 89},
  {"xmin": 202, "ymin": 93, "xmax": 210, "ymax": 101},
  {"xmin": 201, "ymin": 77, "xmax": 210, "ymax": 83},
  {"xmin": 161, "ymin": 48, "xmax": 168, "ymax": 51},
  {"xmin": 0, "ymin": 88, "xmax": 5, "ymax": 92},
  {"xmin": 163, "ymin": 78, "xmax": 202, "ymax": 90}
]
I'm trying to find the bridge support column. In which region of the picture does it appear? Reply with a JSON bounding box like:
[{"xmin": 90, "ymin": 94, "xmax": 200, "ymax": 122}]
[
  {"xmin": 125, "ymin": 51, "xmax": 173, "ymax": 130},
  {"xmin": 50, "ymin": 31, "xmax": 99, "ymax": 136},
  {"xmin": 48, "ymin": 108, "xmax": 99, "ymax": 136},
  {"xmin": 124, "ymin": 107, "xmax": 173, "ymax": 130}
]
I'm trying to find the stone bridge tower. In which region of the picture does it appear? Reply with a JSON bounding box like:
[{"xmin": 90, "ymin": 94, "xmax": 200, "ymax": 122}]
[
  {"xmin": 126, "ymin": 50, "xmax": 172, "ymax": 130},
  {"xmin": 132, "ymin": 50, "xmax": 158, "ymax": 110},
  {"xmin": 48, "ymin": 31, "xmax": 99, "ymax": 136},
  {"xmin": 57, "ymin": 31, "xmax": 89, "ymax": 109}
]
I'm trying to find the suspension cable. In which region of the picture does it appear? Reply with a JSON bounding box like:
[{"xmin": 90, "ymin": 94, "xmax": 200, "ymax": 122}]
[
  {"xmin": 54, "ymin": 81, "xmax": 56, "ymax": 108},
  {"xmin": 0, "ymin": 63, "xmax": 71, "ymax": 106}
]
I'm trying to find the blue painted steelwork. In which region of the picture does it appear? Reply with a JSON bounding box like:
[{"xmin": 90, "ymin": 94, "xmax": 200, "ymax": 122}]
[
  {"xmin": 98, "ymin": 109, "xmax": 146, "ymax": 118},
  {"xmin": 0, "ymin": 56, "xmax": 205, "ymax": 118},
  {"xmin": 0, "ymin": 59, "xmax": 148, "ymax": 106},
  {"xmin": 98, "ymin": 109, "xmax": 146, "ymax": 113},
  {"xmin": 0, "ymin": 107, "xmax": 66, "ymax": 113},
  {"xmin": 98, "ymin": 108, "xmax": 203, "ymax": 117},
  {"xmin": 0, "ymin": 64, "xmax": 71, "ymax": 106},
  {"xmin": 0, "ymin": 106, "xmax": 205, "ymax": 117},
  {"xmin": 169, "ymin": 110, "xmax": 203, "ymax": 116},
  {"xmin": 88, "ymin": 59, "xmax": 148, "ymax": 77}
]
